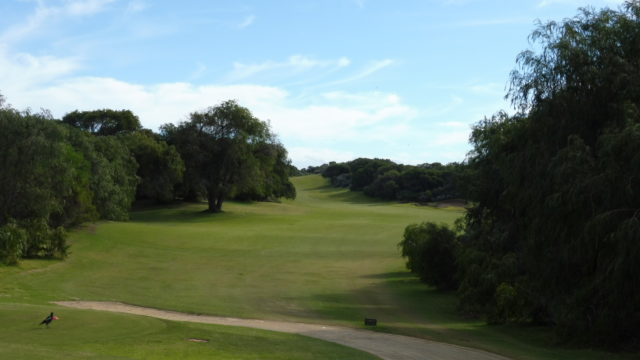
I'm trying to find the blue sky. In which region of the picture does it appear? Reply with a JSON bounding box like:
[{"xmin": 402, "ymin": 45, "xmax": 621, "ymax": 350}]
[{"xmin": 0, "ymin": 0, "xmax": 625, "ymax": 167}]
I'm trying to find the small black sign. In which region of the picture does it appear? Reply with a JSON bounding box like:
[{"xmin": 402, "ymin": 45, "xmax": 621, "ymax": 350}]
[{"xmin": 364, "ymin": 318, "xmax": 377, "ymax": 326}]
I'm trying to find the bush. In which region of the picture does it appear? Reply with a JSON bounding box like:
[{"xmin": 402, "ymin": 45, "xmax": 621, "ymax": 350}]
[
  {"xmin": 0, "ymin": 222, "xmax": 26, "ymax": 265},
  {"xmin": 399, "ymin": 222, "xmax": 459, "ymax": 290},
  {"xmin": 20, "ymin": 218, "xmax": 69, "ymax": 259}
]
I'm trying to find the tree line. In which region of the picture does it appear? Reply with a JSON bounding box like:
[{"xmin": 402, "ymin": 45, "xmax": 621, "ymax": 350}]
[
  {"xmin": 311, "ymin": 158, "xmax": 465, "ymax": 203},
  {"xmin": 0, "ymin": 99, "xmax": 295, "ymax": 265},
  {"xmin": 400, "ymin": 2, "xmax": 640, "ymax": 349}
]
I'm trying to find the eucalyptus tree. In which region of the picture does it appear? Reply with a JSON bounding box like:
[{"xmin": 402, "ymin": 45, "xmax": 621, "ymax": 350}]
[{"xmin": 162, "ymin": 100, "xmax": 295, "ymax": 212}]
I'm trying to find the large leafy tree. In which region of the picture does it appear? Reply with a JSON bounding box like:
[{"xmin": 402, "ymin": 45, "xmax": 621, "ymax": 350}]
[
  {"xmin": 62, "ymin": 109, "xmax": 142, "ymax": 136},
  {"xmin": 163, "ymin": 100, "xmax": 295, "ymax": 212},
  {"xmin": 0, "ymin": 108, "xmax": 85, "ymax": 262},
  {"xmin": 120, "ymin": 131, "xmax": 184, "ymax": 203},
  {"xmin": 459, "ymin": 1, "xmax": 640, "ymax": 347},
  {"xmin": 63, "ymin": 109, "xmax": 184, "ymax": 205}
]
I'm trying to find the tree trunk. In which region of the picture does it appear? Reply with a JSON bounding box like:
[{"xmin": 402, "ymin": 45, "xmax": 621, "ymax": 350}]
[
  {"xmin": 206, "ymin": 191, "xmax": 219, "ymax": 212},
  {"xmin": 214, "ymin": 193, "xmax": 224, "ymax": 212},
  {"xmin": 207, "ymin": 188, "xmax": 224, "ymax": 212}
]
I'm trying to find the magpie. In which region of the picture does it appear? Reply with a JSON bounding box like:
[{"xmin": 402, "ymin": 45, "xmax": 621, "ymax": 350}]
[{"xmin": 39, "ymin": 312, "xmax": 58, "ymax": 327}]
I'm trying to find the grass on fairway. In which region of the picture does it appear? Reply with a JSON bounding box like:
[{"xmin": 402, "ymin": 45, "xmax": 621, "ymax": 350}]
[
  {"xmin": 1, "ymin": 175, "xmax": 635, "ymax": 360},
  {"xmin": 0, "ymin": 303, "xmax": 377, "ymax": 360}
]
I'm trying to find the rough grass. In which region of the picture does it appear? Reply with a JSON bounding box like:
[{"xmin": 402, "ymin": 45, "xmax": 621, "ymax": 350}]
[{"xmin": 0, "ymin": 175, "xmax": 634, "ymax": 359}]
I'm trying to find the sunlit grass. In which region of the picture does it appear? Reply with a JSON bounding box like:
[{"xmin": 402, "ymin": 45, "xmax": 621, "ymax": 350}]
[{"xmin": 1, "ymin": 175, "xmax": 632, "ymax": 359}]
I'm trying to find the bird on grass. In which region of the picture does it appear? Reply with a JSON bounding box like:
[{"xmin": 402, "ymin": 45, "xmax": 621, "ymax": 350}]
[{"xmin": 39, "ymin": 312, "xmax": 59, "ymax": 328}]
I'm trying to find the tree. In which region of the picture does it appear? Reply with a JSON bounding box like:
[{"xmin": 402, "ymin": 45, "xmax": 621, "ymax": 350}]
[
  {"xmin": 458, "ymin": 1, "xmax": 640, "ymax": 347},
  {"xmin": 62, "ymin": 109, "xmax": 142, "ymax": 136},
  {"xmin": 0, "ymin": 108, "xmax": 80, "ymax": 263},
  {"xmin": 163, "ymin": 100, "xmax": 294, "ymax": 212},
  {"xmin": 234, "ymin": 141, "xmax": 296, "ymax": 201},
  {"xmin": 399, "ymin": 222, "xmax": 459, "ymax": 291},
  {"xmin": 120, "ymin": 131, "xmax": 184, "ymax": 203}
]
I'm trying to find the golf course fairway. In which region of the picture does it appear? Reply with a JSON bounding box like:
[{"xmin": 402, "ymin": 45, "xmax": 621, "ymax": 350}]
[{"xmin": 0, "ymin": 175, "xmax": 632, "ymax": 359}]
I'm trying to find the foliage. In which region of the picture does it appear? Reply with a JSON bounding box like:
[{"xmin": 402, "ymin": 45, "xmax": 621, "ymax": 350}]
[
  {"xmin": 162, "ymin": 100, "xmax": 295, "ymax": 212},
  {"xmin": 0, "ymin": 108, "xmax": 82, "ymax": 263},
  {"xmin": 87, "ymin": 136, "xmax": 139, "ymax": 220},
  {"xmin": 120, "ymin": 131, "xmax": 184, "ymax": 203},
  {"xmin": 399, "ymin": 222, "xmax": 459, "ymax": 290},
  {"xmin": 0, "ymin": 96, "xmax": 292, "ymax": 264},
  {"xmin": 62, "ymin": 109, "xmax": 142, "ymax": 136},
  {"xmin": 457, "ymin": 1, "xmax": 640, "ymax": 348},
  {"xmin": 62, "ymin": 110, "xmax": 180, "ymax": 204},
  {"xmin": 321, "ymin": 158, "xmax": 465, "ymax": 202},
  {"xmin": 0, "ymin": 222, "xmax": 26, "ymax": 265},
  {"xmin": 234, "ymin": 142, "xmax": 296, "ymax": 201}
]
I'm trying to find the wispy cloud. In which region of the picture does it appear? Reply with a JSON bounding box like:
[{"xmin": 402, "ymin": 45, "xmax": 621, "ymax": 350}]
[
  {"xmin": 0, "ymin": 46, "xmax": 80, "ymax": 90},
  {"xmin": 0, "ymin": 0, "xmax": 115, "ymax": 43},
  {"xmin": 322, "ymin": 59, "xmax": 394, "ymax": 86},
  {"xmin": 354, "ymin": 0, "xmax": 366, "ymax": 8},
  {"xmin": 229, "ymin": 55, "xmax": 351, "ymax": 80},
  {"xmin": 66, "ymin": 0, "xmax": 116, "ymax": 16},
  {"xmin": 238, "ymin": 14, "xmax": 256, "ymax": 29},
  {"xmin": 189, "ymin": 62, "xmax": 207, "ymax": 80},
  {"xmin": 468, "ymin": 82, "xmax": 504, "ymax": 96},
  {"xmin": 289, "ymin": 147, "xmax": 355, "ymax": 167},
  {"xmin": 0, "ymin": 44, "xmax": 420, "ymax": 167},
  {"xmin": 125, "ymin": 0, "xmax": 149, "ymax": 14}
]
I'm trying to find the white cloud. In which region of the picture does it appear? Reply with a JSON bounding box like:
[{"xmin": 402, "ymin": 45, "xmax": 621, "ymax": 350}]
[
  {"xmin": 432, "ymin": 129, "xmax": 470, "ymax": 146},
  {"xmin": 0, "ymin": 46, "xmax": 80, "ymax": 89},
  {"xmin": 0, "ymin": 35, "xmax": 470, "ymax": 168},
  {"xmin": 322, "ymin": 59, "xmax": 394, "ymax": 86},
  {"xmin": 289, "ymin": 147, "xmax": 356, "ymax": 167},
  {"xmin": 229, "ymin": 55, "xmax": 351, "ymax": 80},
  {"xmin": 0, "ymin": 0, "xmax": 115, "ymax": 43}
]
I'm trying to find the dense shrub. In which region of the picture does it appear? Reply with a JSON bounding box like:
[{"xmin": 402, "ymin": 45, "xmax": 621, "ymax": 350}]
[
  {"xmin": 399, "ymin": 222, "xmax": 459, "ymax": 291},
  {"xmin": 0, "ymin": 222, "xmax": 26, "ymax": 265}
]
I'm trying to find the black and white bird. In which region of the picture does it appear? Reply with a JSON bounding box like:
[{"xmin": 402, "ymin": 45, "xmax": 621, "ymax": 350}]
[{"xmin": 39, "ymin": 312, "xmax": 58, "ymax": 327}]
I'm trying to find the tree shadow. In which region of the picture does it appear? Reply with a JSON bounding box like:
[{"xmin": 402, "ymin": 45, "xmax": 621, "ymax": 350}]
[
  {"xmin": 129, "ymin": 203, "xmax": 234, "ymax": 224},
  {"xmin": 272, "ymin": 270, "xmax": 457, "ymax": 329},
  {"xmin": 308, "ymin": 184, "xmax": 391, "ymax": 206}
]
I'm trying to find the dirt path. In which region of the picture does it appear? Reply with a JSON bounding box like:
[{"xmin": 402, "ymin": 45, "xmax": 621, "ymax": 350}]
[{"xmin": 54, "ymin": 301, "xmax": 510, "ymax": 360}]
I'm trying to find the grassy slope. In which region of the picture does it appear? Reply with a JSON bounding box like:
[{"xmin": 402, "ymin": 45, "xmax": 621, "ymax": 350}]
[{"xmin": 0, "ymin": 175, "xmax": 634, "ymax": 359}]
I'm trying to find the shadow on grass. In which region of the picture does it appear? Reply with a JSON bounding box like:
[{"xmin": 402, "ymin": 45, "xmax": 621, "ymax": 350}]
[
  {"xmin": 275, "ymin": 270, "xmax": 620, "ymax": 360},
  {"xmin": 130, "ymin": 203, "xmax": 235, "ymax": 224},
  {"xmin": 360, "ymin": 271, "xmax": 414, "ymax": 280},
  {"xmin": 307, "ymin": 184, "xmax": 391, "ymax": 206},
  {"xmin": 274, "ymin": 270, "xmax": 454, "ymax": 327}
]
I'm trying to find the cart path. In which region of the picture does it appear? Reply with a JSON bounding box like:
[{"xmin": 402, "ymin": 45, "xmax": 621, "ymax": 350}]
[{"xmin": 53, "ymin": 301, "xmax": 510, "ymax": 360}]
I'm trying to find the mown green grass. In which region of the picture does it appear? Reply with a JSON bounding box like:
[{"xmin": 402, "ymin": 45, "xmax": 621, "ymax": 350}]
[
  {"xmin": 1, "ymin": 175, "xmax": 634, "ymax": 359},
  {"xmin": 0, "ymin": 303, "xmax": 376, "ymax": 359}
]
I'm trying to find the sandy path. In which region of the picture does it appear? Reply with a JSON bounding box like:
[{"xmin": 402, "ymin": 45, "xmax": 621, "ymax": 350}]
[{"xmin": 54, "ymin": 301, "xmax": 510, "ymax": 360}]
